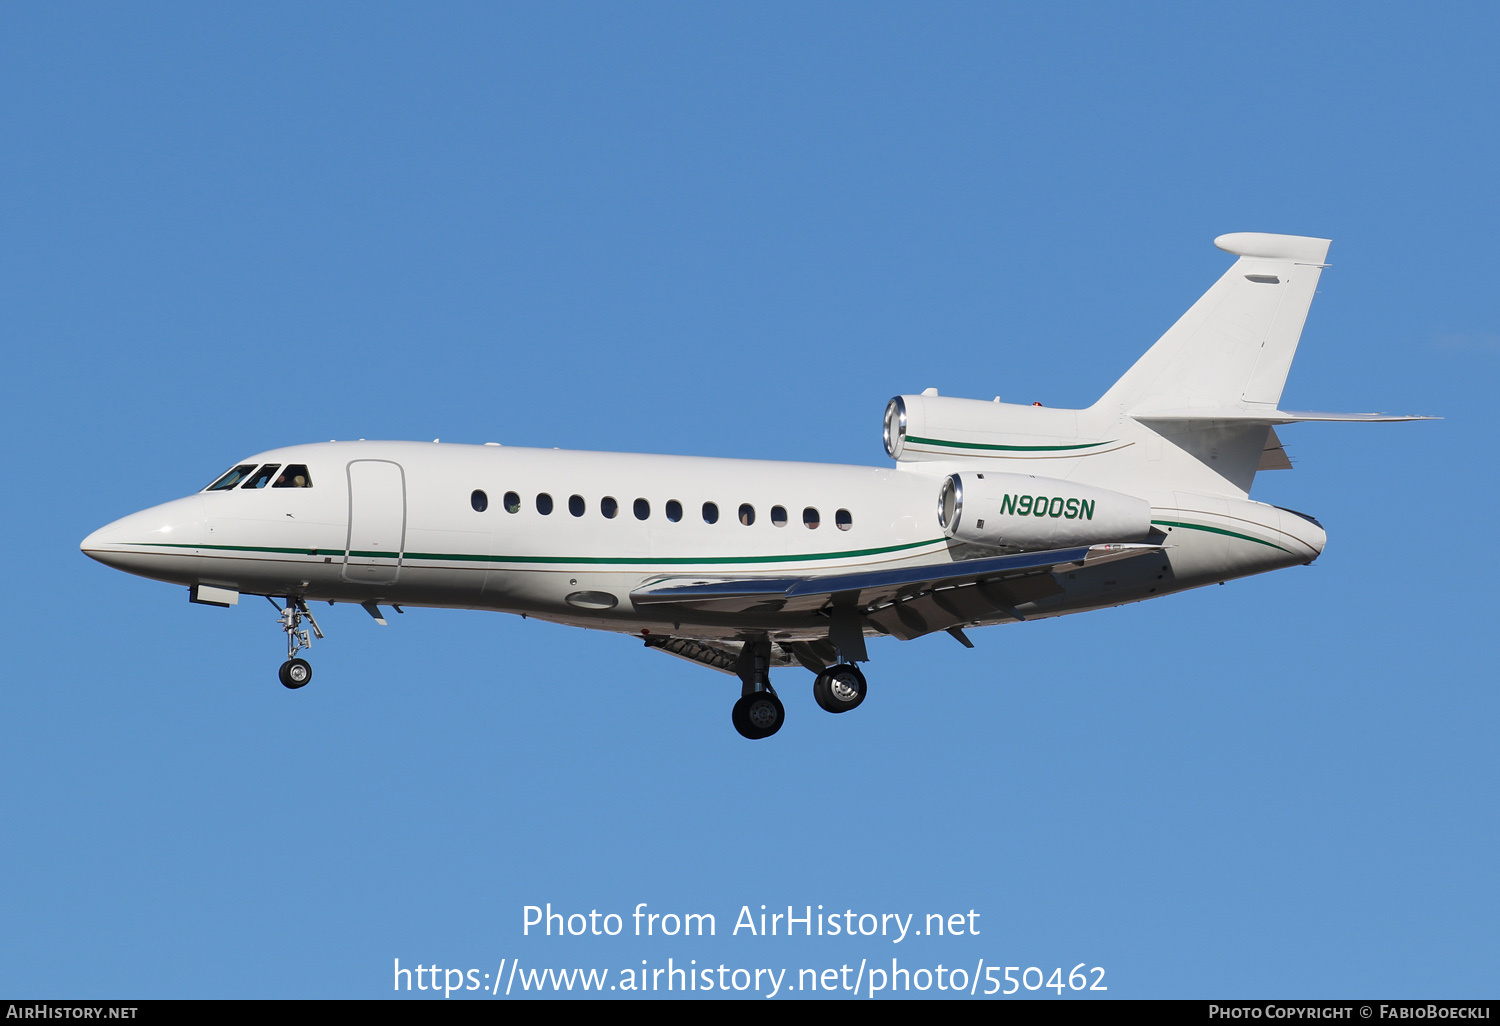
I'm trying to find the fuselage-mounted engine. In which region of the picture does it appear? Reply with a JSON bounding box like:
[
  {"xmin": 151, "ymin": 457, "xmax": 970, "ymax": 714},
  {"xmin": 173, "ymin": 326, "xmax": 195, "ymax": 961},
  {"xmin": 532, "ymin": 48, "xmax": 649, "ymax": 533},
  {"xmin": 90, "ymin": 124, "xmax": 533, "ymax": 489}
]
[{"xmin": 936, "ymin": 472, "xmax": 1152, "ymax": 551}]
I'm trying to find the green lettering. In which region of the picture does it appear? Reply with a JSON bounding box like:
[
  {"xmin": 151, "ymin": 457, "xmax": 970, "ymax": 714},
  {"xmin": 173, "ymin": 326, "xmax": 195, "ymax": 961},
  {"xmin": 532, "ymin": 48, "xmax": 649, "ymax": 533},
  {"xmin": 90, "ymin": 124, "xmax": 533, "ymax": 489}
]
[
  {"xmin": 1017, "ymin": 495, "xmax": 1033, "ymax": 516},
  {"xmin": 1079, "ymin": 499, "xmax": 1095, "ymax": 520},
  {"xmin": 1048, "ymin": 497, "xmax": 1064, "ymax": 517},
  {"xmin": 1000, "ymin": 494, "xmax": 1017, "ymax": 516},
  {"xmin": 1064, "ymin": 497, "xmax": 1079, "ymax": 519},
  {"xmin": 1032, "ymin": 494, "xmax": 1047, "ymax": 517}
]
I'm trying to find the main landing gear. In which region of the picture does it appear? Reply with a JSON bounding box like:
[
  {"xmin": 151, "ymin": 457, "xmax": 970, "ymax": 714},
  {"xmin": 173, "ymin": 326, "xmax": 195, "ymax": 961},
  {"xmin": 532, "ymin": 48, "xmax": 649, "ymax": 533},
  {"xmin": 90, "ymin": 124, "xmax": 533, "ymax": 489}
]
[
  {"xmin": 812, "ymin": 663, "xmax": 867, "ymax": 714},
  {"xmin": 729, "ymin": 639, "xmax": 870, "ymax": 739},
  {"xmin": 732, "ymin": 690, "xmax": 785, "ymax": 740},
  {"xmin": 270, "ymin": 596, "xmax": 323, "ymax": 689},
  {"xmin": 732, "ymin": 636, "xmax": 784, "ymax": 740}
]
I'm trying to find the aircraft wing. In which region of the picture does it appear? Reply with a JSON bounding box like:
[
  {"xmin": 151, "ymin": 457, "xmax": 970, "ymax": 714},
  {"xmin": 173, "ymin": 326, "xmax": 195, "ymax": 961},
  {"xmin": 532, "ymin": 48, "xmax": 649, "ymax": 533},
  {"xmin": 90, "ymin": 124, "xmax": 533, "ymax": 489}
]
[{"xmin": 630, "ymin": 542, "xmax": 1162, "ymax": 643}]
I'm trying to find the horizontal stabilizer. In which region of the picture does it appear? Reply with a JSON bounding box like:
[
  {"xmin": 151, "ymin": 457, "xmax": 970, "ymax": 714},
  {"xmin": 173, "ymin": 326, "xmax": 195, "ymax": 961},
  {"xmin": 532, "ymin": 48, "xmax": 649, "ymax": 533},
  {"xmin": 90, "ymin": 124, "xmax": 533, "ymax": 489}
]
[{"xmin": 1133, "ymin": 408, "xmax": 1436, "ymax": 424}]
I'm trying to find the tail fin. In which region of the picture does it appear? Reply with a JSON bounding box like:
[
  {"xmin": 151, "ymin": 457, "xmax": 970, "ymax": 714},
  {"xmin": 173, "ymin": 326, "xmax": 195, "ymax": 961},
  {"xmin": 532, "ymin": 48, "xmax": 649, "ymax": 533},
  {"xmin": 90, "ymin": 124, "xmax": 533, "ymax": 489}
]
[
  {"xmin": 1093, "ymin": 232, "xmax": 1331, "ymax": 418},
  {"xmin": 886, "ymin": 233, "xmax": 1428, "ymax": 502}
]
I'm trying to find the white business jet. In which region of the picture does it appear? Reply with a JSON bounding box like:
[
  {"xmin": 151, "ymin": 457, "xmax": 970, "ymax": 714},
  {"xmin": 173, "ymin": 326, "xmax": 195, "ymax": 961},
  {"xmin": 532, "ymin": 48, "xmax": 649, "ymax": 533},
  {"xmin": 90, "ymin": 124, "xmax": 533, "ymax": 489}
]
[{"xmin": 82, "ymin": 233, "xmax": 1429, "ymax": 739}]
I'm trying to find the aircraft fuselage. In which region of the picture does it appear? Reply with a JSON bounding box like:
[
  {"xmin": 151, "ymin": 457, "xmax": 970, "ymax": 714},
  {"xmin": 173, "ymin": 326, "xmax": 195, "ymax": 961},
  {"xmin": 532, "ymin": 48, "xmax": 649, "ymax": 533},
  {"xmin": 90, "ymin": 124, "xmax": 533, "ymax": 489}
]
[{"xmin": 82, "ymin": 439, "xmax": 1324, "ymax": 643}]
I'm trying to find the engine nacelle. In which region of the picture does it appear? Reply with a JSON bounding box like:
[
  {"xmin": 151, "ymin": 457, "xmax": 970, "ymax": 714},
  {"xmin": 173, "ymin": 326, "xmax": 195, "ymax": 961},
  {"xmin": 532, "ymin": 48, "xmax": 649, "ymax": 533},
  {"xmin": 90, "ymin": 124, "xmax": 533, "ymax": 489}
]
[
  {"xmin": 936, "ymin": 472, "xmax": 1152, "ymax": 550},
  {"xmin": 884, "ymin": 394, "xmax": 1114, "ymax": 462}
]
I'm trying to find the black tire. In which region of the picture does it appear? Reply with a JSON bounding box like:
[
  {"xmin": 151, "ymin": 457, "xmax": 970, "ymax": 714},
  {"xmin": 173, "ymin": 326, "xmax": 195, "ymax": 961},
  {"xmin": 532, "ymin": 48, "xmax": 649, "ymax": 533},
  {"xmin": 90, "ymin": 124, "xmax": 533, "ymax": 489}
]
[
  {"xmin": 732, "ymin": 691, "xmax": 785, "ymax": 740},
  {"xmin": 813, "ymin": 663, "xmax": 865, "ymax": 713},
  {"xmin": 279, "ymin": 658, "xmax": 312, "ymax": 689}
]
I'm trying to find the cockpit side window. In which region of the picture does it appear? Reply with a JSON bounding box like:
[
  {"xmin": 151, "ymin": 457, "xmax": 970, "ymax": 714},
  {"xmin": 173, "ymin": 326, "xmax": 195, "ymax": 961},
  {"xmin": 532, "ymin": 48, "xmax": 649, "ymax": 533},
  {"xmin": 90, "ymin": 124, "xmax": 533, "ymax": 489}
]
[
  {"xmin": 206, "ymin": 465, "xmax": 259, "ymax": 491},
  {"xmin": 271, "ymin": 464, "xmax": 313, "ymax": 488},
  {"xmin": 241, "ymin": 464, "xmax": 281, "ymax": 489}
]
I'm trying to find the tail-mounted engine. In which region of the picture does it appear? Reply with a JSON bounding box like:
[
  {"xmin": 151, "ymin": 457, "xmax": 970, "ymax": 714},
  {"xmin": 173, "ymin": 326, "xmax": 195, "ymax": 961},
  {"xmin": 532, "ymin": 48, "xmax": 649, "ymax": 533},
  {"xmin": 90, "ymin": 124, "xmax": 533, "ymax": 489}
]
[
  {"xmin": 936, "ymin": 472, "xmax": 1152, "ymax": 550},
  {"xmin": 884, "ymin": 394, "xmax": 1126, "ymax": 463}
]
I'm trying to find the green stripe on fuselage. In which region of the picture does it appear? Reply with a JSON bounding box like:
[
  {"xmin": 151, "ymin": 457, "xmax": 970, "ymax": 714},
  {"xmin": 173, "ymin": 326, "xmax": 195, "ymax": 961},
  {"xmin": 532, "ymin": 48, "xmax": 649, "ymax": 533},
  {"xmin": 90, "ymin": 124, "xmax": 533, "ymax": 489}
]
[
  {"xmin": 1151, "ymin": 520, "xmax": 1290, "ymax": 553},
  {"xmin": 905, "ymin": 435, "xmax": 1117, "ymax": 452},
  {"xmin": 127, "ymin": 537, "xmax": 950, "ymax": 567}
]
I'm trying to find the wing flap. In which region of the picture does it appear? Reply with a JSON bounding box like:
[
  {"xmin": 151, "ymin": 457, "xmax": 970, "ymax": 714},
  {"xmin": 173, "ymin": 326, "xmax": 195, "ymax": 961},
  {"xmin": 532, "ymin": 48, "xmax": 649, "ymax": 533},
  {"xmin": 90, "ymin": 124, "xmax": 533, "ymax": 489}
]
[{"xmin": 630, "ymin": 543, "xmax": 1160, "ymax": 619}]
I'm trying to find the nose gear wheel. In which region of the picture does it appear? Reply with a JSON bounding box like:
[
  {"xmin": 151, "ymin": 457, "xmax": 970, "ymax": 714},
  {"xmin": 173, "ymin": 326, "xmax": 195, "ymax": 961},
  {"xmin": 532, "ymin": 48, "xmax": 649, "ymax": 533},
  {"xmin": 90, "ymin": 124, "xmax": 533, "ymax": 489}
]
[{"xmin": 279, "ymin": 658, "xmax": 312, "ymax": 689}]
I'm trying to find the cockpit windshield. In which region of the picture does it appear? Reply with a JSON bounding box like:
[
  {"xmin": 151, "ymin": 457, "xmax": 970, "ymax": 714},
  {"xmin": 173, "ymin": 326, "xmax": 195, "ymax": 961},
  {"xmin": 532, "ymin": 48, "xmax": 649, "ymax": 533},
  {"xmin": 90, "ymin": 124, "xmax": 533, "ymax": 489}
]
[
  {"xmin": 241, "ymin": 464, "xmax": 281, "ymax": 489},
  {"xmin": 205, "ymin": 462, "xmax": 315, "ymax": 492},
  {"xmin": 205, "ymin": 465, "xmax": 258, "ymax": 491}
]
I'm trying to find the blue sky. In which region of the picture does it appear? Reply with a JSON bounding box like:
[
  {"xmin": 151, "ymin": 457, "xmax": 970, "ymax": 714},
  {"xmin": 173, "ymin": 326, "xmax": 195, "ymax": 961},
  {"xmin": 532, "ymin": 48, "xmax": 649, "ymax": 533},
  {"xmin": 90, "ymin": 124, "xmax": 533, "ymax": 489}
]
[{"xmin": 2, "ymin": 3, "xmax": 1496, "ymax": 999}]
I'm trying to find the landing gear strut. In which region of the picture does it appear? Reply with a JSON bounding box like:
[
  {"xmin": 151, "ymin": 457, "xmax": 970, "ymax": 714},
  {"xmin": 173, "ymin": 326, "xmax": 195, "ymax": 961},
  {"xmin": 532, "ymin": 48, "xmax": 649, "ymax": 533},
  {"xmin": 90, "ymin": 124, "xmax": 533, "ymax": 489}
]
[
  {"xmin": 812, "ymin": 663, "xmax": 867, "ymax": 713},
  {"xmin": 270, "ymin": 596, "xmax": 323, "ymax": 689},
  {"xmin": 731, "ymin": 636, "xmax": 784, "ymax": 740}
]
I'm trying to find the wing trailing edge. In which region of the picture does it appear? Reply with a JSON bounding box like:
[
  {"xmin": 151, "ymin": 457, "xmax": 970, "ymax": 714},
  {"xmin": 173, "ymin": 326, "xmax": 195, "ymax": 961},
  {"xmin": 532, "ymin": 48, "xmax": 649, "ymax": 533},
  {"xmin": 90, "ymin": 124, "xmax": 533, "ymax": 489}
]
[{"xmin": 630, "ymin": 543, "xmax": 1162, "ymax": 640}]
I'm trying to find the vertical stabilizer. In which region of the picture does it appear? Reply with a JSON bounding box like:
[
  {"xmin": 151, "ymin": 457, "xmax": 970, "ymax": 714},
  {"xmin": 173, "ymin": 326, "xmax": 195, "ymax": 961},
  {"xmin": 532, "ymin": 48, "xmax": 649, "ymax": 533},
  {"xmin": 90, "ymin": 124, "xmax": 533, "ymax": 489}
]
[
  {"xmin": 886, "ymin": 234, "xmax": 1422, "ymax": 503},
  {"xmin": 1093, "ymin": 233, "xmax": 1330, "ymax": 418}
]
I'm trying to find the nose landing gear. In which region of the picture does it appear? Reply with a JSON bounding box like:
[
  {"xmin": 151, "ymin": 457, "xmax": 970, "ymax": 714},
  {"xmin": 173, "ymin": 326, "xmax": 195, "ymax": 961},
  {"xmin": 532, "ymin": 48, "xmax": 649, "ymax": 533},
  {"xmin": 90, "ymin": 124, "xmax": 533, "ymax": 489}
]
[{"xmin": 270, "ymin": 596, "xmax": 323, "ymax": 689}]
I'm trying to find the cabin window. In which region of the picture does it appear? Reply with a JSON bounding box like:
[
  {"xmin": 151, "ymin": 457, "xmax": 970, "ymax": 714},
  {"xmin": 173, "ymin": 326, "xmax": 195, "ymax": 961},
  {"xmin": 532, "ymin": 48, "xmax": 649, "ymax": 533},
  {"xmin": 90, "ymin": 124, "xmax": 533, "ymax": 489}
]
[
  {"xmin": 241, "ymin": 464, "xmax": 281, "ymax": 489},
  {"xmin": 206, "ymin": 465, "xmax": 258, "ymax": 491},
  {"xmin": 803, "ymin": 507, "xmax": 820, "ymax": 529},
  {"xmin": 504, "ymin": 491, "xmax": 521, "ymax": 513},
  {"xmin": 569, "ymin": 494, "xmax": 586, "ymax": 517},
  {"xmin": 272, "ymin": 464, "xmax": 313, "ymax": 488},
  {"xmin": 836, "ymin": 508, "xmax": 852, "ymax": 531},
  {"xmin": 739, "ymin": 503, "xmax": 755, "ymax": 526},
  {"xmin": 665, "ymin": 499, "xmax": 682, "ymax": 523},
  {"xmin": 634, "ymin": 498, "xmax": 650, "ymax": 521},
  {"xmin": 471, "ymin": 490, "xmax": 488, "ymax": 512},
  {"xmin": 770, "ymin": 506, "xmax": 788, "ymax": 527},
  {"xmin": 537, "ymin": 493, "xmax": 554, "ymax": 515},
  {"xmin": 702, "ymin": 502, "xmax": 719, "ymax": 524},
  {"xmin": 601, "ymin": 496, "xmax": 618, "ymax": 519}
]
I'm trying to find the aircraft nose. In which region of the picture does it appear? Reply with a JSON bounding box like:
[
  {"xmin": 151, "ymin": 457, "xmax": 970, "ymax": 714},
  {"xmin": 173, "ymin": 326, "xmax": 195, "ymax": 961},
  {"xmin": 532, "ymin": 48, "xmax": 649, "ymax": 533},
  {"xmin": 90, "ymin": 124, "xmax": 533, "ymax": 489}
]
[
  {"xmin": 79, "ymin": 523, "xmax": 115, "ymax": 559},
  {"xmin": 80, "ymin": 517, "xmax": 135, "ymax": 566},
  {"xmin": 81, "ymin": 496, "xmax": 209, "ymax": 575}
]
